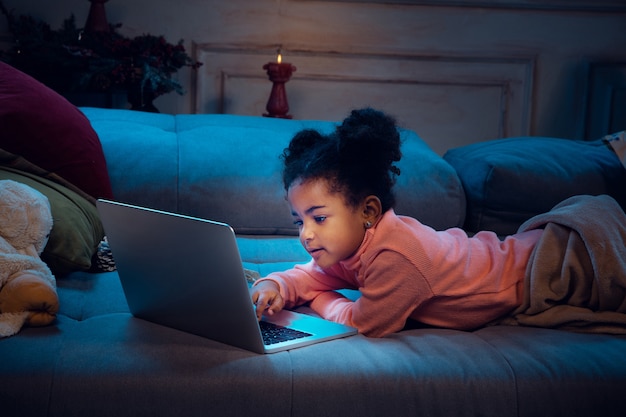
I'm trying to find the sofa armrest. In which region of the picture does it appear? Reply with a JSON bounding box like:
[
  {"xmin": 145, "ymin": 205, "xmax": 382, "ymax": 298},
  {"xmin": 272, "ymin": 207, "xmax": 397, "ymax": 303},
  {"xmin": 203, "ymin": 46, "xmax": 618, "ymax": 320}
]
[{"xmin": 444, "ymin": 137, "xmax": 626, "ymax": 235}]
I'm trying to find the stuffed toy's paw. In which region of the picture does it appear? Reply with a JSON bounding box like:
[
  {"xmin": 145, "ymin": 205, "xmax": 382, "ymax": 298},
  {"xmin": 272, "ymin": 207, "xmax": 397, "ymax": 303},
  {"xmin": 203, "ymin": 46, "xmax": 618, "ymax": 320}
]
[
  {"xmin": 0, "ymin": 312, "xmax": 30, "ymax": 338},
  {"xmin": 0, "ymin": 179, "xmax": 58, "ymax": 337},
  {"xmin": 0, "ymin": 272, "xmax": 59, "ymax": 330}
]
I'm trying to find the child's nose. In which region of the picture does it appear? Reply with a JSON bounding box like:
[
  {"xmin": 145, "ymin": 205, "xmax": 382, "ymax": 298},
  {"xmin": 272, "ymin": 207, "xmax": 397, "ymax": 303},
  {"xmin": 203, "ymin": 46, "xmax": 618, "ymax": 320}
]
[{"xmin": 300, "ymin": 223, "xmax": 314, "ymax": 242}]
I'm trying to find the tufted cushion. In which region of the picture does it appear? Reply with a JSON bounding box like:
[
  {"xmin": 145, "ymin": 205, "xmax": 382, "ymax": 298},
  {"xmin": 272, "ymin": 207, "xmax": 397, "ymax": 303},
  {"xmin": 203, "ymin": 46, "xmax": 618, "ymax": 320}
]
[
  {"xmin": 444, "ymin": 137, "xmax": 626, "ymax": 235},
  {"xmin": 82, "ymin": 108, "xmax": 466, "ymax": 234},
  {"xmin": 0, "ymin": 62, "xmax": 113, "ymax": 199}
]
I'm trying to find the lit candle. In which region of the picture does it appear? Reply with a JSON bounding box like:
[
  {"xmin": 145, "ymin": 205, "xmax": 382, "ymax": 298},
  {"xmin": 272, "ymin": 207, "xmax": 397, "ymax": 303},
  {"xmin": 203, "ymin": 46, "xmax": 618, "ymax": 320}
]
[{"xmin": 263, "ymin": 49, "xmax": 297, "ymax": 119}]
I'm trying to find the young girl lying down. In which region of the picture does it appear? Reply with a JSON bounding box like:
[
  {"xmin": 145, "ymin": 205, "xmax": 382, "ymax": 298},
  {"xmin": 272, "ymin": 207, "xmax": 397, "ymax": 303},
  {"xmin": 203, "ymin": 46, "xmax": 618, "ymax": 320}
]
[{"xmin": 251, "ymin": 107, "xmax": 626, "ymax": 337}]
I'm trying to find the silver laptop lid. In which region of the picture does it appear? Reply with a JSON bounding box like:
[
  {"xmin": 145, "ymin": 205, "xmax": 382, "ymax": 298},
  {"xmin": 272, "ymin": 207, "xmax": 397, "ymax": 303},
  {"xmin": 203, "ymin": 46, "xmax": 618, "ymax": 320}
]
[{"xmin": 97, "ymin": 199, "xmax": 266, "ymax": 353}]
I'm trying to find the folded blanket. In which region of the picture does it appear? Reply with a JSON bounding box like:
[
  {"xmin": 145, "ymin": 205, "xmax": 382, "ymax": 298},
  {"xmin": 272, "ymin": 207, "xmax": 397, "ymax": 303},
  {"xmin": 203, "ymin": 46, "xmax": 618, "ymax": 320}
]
[{"xmin": 498, "ymin": 194, "xmax": 626, "ymax": 334}]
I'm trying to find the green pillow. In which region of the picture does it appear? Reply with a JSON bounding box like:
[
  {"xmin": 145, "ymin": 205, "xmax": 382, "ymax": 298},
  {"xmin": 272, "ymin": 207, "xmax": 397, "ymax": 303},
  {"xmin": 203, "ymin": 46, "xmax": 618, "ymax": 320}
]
[{"xmin": 0, "ymin": 167, "xmax": 105, "ymax": 277}]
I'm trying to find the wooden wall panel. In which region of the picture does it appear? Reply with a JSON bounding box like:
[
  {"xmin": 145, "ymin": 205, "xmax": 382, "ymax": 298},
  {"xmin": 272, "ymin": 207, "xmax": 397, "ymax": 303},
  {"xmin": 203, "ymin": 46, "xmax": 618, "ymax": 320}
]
[
  {"xmin": 195, "ymin": 45, "xmax": 534, "ymax": 154},
  {"xmin": 295, "ymin": 0, "xmax": 626, "ymax": 12},
  {"xmin": 585, "ymin": 62, "xmax": 626, "ymax": 139}
]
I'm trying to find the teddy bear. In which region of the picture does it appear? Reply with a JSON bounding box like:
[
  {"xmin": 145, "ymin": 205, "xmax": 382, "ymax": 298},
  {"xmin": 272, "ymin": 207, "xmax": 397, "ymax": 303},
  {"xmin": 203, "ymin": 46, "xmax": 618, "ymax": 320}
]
[{"xmin": 0, "ymin": 179, "xmax": 59, "ymax": 337}]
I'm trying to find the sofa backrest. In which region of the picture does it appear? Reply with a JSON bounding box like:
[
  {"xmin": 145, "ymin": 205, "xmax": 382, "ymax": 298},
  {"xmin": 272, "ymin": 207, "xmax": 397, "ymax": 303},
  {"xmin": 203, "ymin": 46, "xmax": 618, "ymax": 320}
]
[{"xmin": 82, "ymin": 108, "xmax": 465, "ymax": 235}]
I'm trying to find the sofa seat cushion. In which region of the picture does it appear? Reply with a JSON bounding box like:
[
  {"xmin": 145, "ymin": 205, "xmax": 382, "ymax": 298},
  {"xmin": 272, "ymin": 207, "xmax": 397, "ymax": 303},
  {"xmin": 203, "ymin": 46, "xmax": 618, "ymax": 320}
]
[
  {"xmin": 0, "ymin": 62, "xmax": 113, "ymax": 199},
  {"xmin": 3, "ymin": 267, "xmax": 625, "ymax": 417},
  {"xmin": 444, "ymin": 137, "xmax": 626, "ymax": 235},
  {"xmin": 236, "ymin": 235, "xmax": 311, "ymax": 277},
  {"xmin": 82, "ymin": 108, "xmax": 466, "ymax": 233}
]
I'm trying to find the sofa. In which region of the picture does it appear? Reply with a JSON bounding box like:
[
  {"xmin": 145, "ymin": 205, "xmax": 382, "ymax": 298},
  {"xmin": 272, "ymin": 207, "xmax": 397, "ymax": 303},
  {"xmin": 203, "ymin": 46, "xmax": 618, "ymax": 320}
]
[{"xmin": 2, "ymin": 63, "xmax": 626, "ymax": 417}]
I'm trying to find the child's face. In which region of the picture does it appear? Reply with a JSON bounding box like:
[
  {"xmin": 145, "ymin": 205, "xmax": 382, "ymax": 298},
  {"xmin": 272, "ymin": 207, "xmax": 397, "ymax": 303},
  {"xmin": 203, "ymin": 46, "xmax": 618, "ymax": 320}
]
[{"xmin": 287, "ymin": 178, "xmax": 367, "ymax": 269}]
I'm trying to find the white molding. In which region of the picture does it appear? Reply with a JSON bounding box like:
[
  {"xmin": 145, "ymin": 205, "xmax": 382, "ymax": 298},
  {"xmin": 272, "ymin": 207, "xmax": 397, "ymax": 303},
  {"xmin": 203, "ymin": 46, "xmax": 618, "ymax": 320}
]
[
  {"xmin": 194, "ymin": 44, "xmax": 535, "ymax": 154},
  {"xmin": 584, "ymin": 62, "xmax": 626, "ymax": 139},
  {"xmin": 291, "ymin": 0, "xmax": 626, "ymax": 12}
]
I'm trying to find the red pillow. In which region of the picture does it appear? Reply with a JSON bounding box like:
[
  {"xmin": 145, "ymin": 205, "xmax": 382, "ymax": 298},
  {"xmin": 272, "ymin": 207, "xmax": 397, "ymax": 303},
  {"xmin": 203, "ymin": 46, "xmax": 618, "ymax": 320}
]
[{"xmin": 0, "ymin": 61, "xmax": 113, "ymax": 199}]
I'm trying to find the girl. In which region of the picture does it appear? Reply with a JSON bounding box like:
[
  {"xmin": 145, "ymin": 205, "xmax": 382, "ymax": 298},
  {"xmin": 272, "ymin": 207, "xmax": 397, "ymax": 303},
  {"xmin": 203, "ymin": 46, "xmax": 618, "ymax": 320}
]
[{"xmin": 251, "ymin": 108, "xmax": 626, "ymax": 337}]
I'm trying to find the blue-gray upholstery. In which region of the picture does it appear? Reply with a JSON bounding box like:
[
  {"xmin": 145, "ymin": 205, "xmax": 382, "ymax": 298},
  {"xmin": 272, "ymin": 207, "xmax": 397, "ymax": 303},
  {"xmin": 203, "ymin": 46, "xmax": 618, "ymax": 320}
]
[{"xmin": 2, "ymin": 109, "xmax": 625, "ymax": 417}]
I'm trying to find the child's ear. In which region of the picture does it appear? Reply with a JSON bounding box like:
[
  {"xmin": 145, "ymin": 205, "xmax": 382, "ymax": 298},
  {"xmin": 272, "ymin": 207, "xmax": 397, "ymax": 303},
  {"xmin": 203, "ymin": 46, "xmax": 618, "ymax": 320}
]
[{"xmin": 362, "ymin": 195, "xmax": 382, "ymax": 223}]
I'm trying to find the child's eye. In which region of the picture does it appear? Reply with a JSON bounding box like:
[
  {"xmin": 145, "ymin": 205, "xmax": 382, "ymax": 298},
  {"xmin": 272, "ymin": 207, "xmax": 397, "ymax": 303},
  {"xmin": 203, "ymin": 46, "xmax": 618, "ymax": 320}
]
[
  {"xmin": 314, "ymin": 216, "xmax": 327, "ymax": 223},
  {"xmin": 293, "ymin": 219, "xmax": 303, "ymax": 227}
]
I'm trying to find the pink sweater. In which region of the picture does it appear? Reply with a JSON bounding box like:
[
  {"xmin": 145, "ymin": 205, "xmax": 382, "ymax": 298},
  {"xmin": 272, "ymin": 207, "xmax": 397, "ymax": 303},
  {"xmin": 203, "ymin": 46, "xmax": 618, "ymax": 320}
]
[{"xmin": 256, "ymin": 210, "xmax": 543, "ymax": 337}]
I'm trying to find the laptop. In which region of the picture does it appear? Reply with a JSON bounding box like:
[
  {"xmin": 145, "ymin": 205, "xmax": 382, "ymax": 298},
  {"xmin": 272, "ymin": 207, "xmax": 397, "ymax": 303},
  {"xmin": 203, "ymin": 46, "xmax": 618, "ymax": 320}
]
[{"xmin": 96, "ymin": 199, "xmax": 357, "ymax": 354}]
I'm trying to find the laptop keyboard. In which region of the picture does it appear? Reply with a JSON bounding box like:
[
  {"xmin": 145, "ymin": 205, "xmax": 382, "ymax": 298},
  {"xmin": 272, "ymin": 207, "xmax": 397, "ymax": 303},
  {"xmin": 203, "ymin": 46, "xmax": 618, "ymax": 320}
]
[{"xmin": 259, "ymin": 321, "xmax": 313, "ymax": 345}]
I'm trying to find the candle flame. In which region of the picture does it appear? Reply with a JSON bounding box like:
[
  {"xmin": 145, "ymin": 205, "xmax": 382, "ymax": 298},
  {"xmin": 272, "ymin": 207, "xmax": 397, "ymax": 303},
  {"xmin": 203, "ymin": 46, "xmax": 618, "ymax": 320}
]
[{"xmin": 277, "ymin": 53, "xmax": 282, "ymax": 64}]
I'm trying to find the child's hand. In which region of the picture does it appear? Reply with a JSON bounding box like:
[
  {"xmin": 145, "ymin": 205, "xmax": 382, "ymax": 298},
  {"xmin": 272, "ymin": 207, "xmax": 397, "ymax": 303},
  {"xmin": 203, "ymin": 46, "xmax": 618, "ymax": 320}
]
[{"xmin": 250, "ymin": 280, "xmax": 284, "ymax": 321}]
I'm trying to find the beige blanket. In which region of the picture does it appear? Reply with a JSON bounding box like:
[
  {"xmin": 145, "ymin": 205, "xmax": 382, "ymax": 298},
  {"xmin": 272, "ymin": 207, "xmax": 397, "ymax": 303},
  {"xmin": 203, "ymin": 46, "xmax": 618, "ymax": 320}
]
[{"xmin": 498, "ymin": 194, "xmax": 626, "ymax": 334}]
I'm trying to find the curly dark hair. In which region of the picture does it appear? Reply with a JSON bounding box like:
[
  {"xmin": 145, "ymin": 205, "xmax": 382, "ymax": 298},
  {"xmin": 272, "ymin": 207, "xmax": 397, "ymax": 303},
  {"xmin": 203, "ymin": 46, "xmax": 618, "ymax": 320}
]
[{"xmin": 281, "ymin": 107, "xmax": 402, "ymax": 212}]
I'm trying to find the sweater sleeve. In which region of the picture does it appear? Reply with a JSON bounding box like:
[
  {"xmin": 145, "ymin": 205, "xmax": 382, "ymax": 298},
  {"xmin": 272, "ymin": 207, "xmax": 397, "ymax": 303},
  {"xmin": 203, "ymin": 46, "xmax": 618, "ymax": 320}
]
[{"xmin": 254, "ymin": 260, "xmax": 353, "ymax": 309}]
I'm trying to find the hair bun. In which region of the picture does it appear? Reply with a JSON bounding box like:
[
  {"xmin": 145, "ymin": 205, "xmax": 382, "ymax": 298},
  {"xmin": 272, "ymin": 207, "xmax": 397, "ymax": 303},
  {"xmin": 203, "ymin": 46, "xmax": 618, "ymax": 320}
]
[
  {"xmin": 335, "ymin": 107, "xmax": 402, "ymax": 175},
  {"xmin": 283, "ymin": 129, "xmax": 326, "ymax": 163}
]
